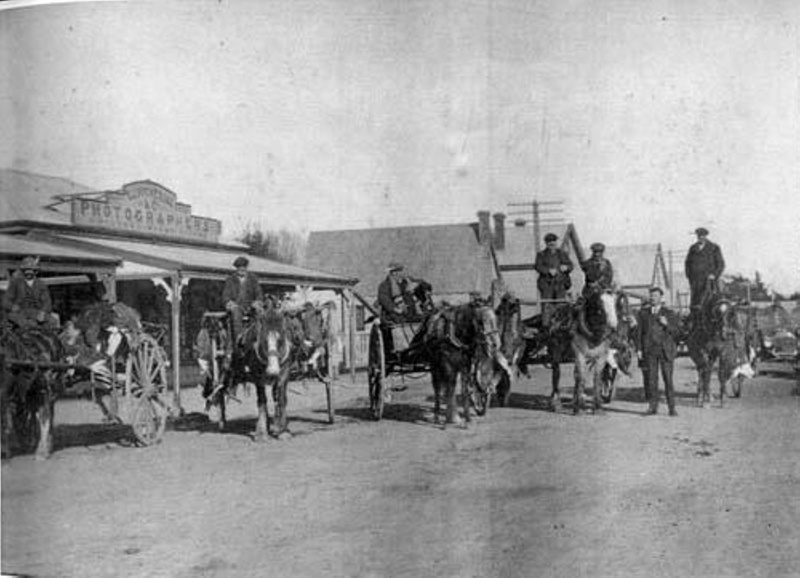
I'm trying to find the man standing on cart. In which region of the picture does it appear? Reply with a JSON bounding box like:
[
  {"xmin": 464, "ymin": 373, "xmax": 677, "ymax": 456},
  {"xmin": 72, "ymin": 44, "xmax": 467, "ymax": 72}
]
[
  {"xmin": 223, "ymin": 256, "xmax": 265, "ymax": 342},
  {"xmin": 534, "ymin": 233, "xmax": 573, "ymax": 328}
]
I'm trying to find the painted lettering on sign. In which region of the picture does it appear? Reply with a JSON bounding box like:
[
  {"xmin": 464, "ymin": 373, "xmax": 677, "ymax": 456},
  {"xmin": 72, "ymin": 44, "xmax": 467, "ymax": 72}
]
[{"xmin": 71, "ymin": 181, "xmax": 222, "ymax": 242}]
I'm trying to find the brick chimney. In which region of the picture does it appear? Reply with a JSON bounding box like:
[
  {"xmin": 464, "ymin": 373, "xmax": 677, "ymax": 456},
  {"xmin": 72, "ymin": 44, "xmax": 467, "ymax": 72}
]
[
  {"xmin": 477, "ymin": 210, "xmax": 491, "ymax": 246},
  {"xmin": 492, "ymin": 213, "xmax": 506, "ymax": 250}
]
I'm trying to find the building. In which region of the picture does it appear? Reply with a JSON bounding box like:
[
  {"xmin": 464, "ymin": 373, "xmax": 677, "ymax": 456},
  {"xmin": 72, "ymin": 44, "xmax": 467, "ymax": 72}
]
[
  {"xmin": 0, "ymin": 169, "xmax": 356, "ymax": 407},
  {"xmin": 603, "ymin": 243, "xmax": 670, "ymax": 302},
  {"xmin": 304, "ymin": 211, "xmax": 502, "ymax": 367}
]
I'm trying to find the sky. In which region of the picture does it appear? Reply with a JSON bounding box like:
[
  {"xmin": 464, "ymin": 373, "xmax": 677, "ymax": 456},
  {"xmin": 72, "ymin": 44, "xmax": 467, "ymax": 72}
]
[{"xmin": 1, "ymin": 0, "xmax": 798, "ymax": 292}]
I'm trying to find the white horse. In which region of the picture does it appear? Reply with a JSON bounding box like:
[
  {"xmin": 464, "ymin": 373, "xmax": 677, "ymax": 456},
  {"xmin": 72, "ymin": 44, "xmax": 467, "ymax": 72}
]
[{"xmin": 571, "ymin": 290, "xmax": 619, "ymax": 414}]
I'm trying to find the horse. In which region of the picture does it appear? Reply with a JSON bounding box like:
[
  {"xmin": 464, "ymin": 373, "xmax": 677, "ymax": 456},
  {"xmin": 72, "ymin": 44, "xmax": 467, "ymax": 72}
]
[
  {"xmin": 686, "ymin": 289, "xmax": 752, "ymax": 408},
  {"xmin": 480, "ymin": 293, "xmax": 526, "ymax": 409},
  {"xmin": 200, "ymin": 301, "xmax": 331, "ymax": 439},
  {"xmin": 422, "ymin": 300, "xmax": 506, "ymax": 426},
  {"xmin": 0, "ymin": 323, "xmax": 67, "ymax": 459}
]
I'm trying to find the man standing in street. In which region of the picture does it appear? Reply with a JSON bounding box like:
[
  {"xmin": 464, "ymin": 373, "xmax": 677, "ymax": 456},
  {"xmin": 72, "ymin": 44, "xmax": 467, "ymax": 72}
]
[
  {"xmin": 635, "ymin": 286, "xmax": 681, "ymax": 416},
  {"xmin": 581, "ymin": 242, "xmax": 614, "ymax": 298},
  {"xmin": 534, "ymin": 233, "xmax": 573, "ymax": 327},
  {"xmin": 222, "ymin": 256, "xmax": 264, "ymax": 341},
  {"xmin": 685, "ymin": 227, "xmax": 725, "ymax": 314}
]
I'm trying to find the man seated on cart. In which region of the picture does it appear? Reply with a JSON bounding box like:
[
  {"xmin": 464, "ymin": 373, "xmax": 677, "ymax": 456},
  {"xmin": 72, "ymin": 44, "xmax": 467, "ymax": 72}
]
[
  {"xmin": 222, "ymin": 256, "xmax": 265, "ymax": 343},
  {"xmin": 377, "ymin": 262, "xmax": 418, "ymax": 324},
  {"xmin": 2, "ymin": 256, "xmax": 57, "ymax": 329}
]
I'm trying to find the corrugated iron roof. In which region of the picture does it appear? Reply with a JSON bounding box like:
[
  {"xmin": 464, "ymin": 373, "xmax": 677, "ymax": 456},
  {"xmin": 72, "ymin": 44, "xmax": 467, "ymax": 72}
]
[
  {"xmin": 45, "ymin": 233, "xmax": 355, "ymax": 288},
  {"xmin": 305, "ymin": 223, "xmax": 498, "ymax": 300}
]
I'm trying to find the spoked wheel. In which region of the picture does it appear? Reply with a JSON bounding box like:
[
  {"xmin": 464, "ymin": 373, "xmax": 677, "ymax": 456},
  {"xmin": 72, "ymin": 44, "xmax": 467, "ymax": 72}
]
[
  {"xmin": 131, "ymin": 394, "xmax": 167, "ymax": 446},
  {"xmin": 368, "ymin": 324, "xmax": 386, "ymax": 421},
  {"xmin": 127, "ymin": 334, "xmax": 169, "ymax": 445}
]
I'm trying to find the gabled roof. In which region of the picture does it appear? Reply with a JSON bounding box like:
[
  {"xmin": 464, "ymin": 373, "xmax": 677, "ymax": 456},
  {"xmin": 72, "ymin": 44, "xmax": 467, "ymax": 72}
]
[
  {"xmin": 0, "ymin": 168, "xmax": 95, "ymax": 226},
  {"xmin": 304, "ymin": 223, "xmax": 498, "ymax": 300},
  {"xmin": 604, "ymin": 243, "xmax": 669, "ymax": 290}
]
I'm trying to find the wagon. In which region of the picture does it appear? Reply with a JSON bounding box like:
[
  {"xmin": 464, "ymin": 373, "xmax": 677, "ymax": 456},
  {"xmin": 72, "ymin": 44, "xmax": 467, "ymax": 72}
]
[
  {"xmin": 1, "ymin": 319, "xmax": 170, "ymax": 456},
  {"xmin": 197, "ymin": 307, "xmax": 336, "ymax": 429},
  {"xmin": 367, "ymin": 316, "xmax": 493, "ymax": 421}
]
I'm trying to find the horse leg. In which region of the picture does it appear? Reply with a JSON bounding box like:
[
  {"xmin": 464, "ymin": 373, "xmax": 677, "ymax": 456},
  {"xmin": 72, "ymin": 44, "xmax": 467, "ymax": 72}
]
[
  {"xmin": 591, "ymin": 361, "xmax": 603, "ymax": 414},
  {"xmin": 254, "ymin": 383, "xmax": 269, "ymax": 442},
  {"xmin": 551, "ymin": 359, "xmax": 562, "ymax": 412},
  {"xmin": 461, "ymin": 369, "xmax": 471, "ymax": 428},
  {"xmin": 444, "ymin": 359, "xmax": 459, "ymax": 426},
  {"xmin": 34, "ymin": 388, "xmax": 54, "ymax": 460},
  {"xmin": 431, "ymin": 362, "xmax": 442, "ymax": 425},
  {"xmin": 573, "ymin": 354, "xmax": 587, "ymax": 415},
  {"xmin": 273, "ymin": 371, "xmax": 291, "ymax": 440}
]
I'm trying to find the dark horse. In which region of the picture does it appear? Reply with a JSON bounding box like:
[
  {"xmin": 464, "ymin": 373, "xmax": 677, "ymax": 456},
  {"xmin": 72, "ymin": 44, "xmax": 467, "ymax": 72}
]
[
  {"xmin": 0, "ymin": 323, "xmax": 66, "ymax": 459},
  {"xmin": 197, "ymin": 303, "xmax": 332, "ymax": 439},
  {"xmin": 421, "ymin": 301, "xmax": 504, "ymax": 426},
  {"xmin": 686, "ymin": 285, "xmax": 752, "ymax": 408}
]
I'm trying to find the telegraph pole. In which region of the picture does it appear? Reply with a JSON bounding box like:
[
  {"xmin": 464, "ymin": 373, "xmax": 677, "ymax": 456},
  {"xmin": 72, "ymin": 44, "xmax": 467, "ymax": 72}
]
[{"xmin": 507, "ymin": 199, "xmax": 565, "ymax": 253}]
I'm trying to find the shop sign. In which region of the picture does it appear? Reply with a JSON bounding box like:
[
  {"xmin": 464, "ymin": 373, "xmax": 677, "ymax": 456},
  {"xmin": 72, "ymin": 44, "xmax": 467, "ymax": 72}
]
[{"xmin": 71, "ymin": 181, "xmax": 221, "ymax": 242}]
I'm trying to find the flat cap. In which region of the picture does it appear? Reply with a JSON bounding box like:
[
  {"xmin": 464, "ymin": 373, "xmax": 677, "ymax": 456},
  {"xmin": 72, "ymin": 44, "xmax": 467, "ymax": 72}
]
[
  {"xmin": 20, "ymin": 256, "xmax": 40, "ymax": 271},
  {"xmin": 387, "ymin": 262, "xmax": 404, "ymax": 272},
  {"xmin": 590, "ymin": 242, "xmax": 605, "ymax": 252},
  {"xmin": 544, "ymin": 233, "xmax": 558, "ymax": 243},
  {"xmin": 233, "ymin": 256, "xmax": 249, "ymax": 268},
  {"xmin": 695, "ymin": 227, "xmax": 709, "ymax": 236},
  {"xmin": 649, "ymin": 286, "xmax": 664, "ymax": 295}
]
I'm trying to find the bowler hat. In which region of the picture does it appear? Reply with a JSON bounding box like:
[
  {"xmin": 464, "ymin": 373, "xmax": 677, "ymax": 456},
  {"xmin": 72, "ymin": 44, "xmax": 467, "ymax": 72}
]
[
  {"xmin": 695, "ymin": 227, "xmax": 709, "ymax": 236},
  {"xmin": 233, "ymin": 256, "xmax": 249, "ymax": 268},
  {"xmin": 20, "ymin": 256, "xmax": 39, "ymax": 271},
  {"xmin": 590, "ymin": 242, "xmax": 605, "ymax": 252},
  {"xmin": 387, "ymin": 262, "xmax": 404, "ymax": 273},
  {"xmin": 544, "ymin": 233, "xmax": 558, "ymax": 243}
]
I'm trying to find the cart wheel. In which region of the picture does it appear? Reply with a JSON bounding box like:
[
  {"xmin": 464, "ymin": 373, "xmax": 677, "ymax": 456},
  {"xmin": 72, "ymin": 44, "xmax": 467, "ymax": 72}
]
[
  {"xmin": 129, "ymin": 334, "xmax": 169, "ymax": 398},
  {"xmin": 131, "ymin": 394, "xmax": 167, "ymax": 446},
  {"xmin": 368, "ymin": 324, "xmax": 386, "ymax": 421},
  {"xmin": 599, "ymin": 365, "xmax": 616, "ymax": 404}
]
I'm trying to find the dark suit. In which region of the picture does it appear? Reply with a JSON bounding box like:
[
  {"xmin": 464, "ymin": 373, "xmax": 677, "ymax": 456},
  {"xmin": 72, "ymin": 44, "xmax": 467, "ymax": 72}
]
[
  {"xmin": 3, "ymin": 271, "xmax": 52, "ymax": 328},
  {"xmin": 580, "ymin": 257, "xmax": 613, "ymax": 297},
  {"xmin": 377, "ymin": 275, "xmax": 412, "ymax": 323},
  {"xmin": 635, "ymin": 304, "xmax": 680, "ymax": 413},
  {"xmin": 535, "ymin": 248, "xmax": 573, "ymax": 326},
  {"xmin": 684, "ymin": 241, "xmax": 725, "ymax": 309},
  {"xmin": 222, "ymin": 272, "xmax": 264, "ymax": 338}
]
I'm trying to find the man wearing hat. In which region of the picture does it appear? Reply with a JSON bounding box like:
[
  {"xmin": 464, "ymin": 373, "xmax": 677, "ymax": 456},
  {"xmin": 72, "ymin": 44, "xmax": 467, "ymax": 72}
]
[
  {"xmin": 685, "ymin": 227, "xmax": 725, "ymax": 313},
  {"xmin": 377, "ymin": 262, "xmax": 413, "ymax": 323},
  {"xmin": 580, "ymin": 243, "xmax": 614, "ymax": 298},
  {"xmin": 3, "ymin": 256, "xmax": 54, "ymax": 329},
  {"xmin": 534, "ymin": 233, "xmax": 574, "ymax": 327},
  {"xmin": 222, "ymin": 256, "xmax": 265, "ymax": 340},
  {"xmin": 634, "ymin": 286, "xmax": 680, "ymax": 416}
]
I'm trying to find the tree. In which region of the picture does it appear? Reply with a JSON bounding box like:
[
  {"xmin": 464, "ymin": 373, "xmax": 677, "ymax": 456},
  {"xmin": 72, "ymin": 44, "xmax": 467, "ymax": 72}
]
[{"xmin": 237, "ymin": 223, "xmax": 306, "ymax": 265}]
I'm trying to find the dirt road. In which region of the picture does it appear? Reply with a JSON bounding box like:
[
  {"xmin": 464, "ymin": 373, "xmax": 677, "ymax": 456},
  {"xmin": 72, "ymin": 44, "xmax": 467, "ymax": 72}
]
[{"xmin": 3, "ymin": 359, "xmax": 799, "ymax": 577}]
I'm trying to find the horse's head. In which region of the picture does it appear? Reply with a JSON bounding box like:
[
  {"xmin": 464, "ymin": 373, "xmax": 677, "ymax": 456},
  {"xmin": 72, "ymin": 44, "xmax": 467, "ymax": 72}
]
[
  {"xmin": 599, "ymin": 291, "xmax": 619, "ymax": 330},
  {"xmin": 254, "ymin": 309, "xmax": 291, "ymax": 376}
]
